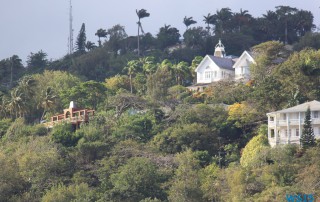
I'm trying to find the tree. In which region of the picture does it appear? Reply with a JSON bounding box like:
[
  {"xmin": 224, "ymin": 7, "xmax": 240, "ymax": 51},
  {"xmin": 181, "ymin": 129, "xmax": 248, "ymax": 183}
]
[
  {"xmin": 240, "ymin": 127, "xmax": 269, "ymax": 168},
  {"xmin": 136, "ymin": 9, "xmax": 150, "ymax": 56},
  {"xmin": 183, "ymin": 16, "xmax": 197, "ymax": 30},
  {"xmin": 172, "ymin": 61, "xmax": 190, "ymax": 85},
  {"xmin": 76, "ymin": 23, "xmax": 87, "ymax": 54},
  {"xmin": 233, "ymin": 9, "xmax": 252, "ymax": 32},
  {"xmin": 85, "ymin": 41, "xmax": 97, "ymax": 51},
  {"xmin": 41, "ymin": 183, "xmax": 96, "ymax": 202},
  {"xmin": 183, "ymin": 27, "xmax": 207, "ymax": 49},
  {"xmin": 38, "ymin": 87, "xmax": 57, "ymax": 121},
  {"xmin": 156, "ymin": 25, "xmax": 181, "ymax": 50},
  {"xmin": 203, "ymin": 13, "xmax": 215, "ymax": 34},
  {"xmin": 106, "ymin": 24, "xmax": 128, "ymax": 55},
  {"xmin": 109, "ymin": 157, "xmax": 164, "ymax": 201},
  {"xmin": 168, "ymin": 149, "xmax": 203, "ymax": 202},
  {"xmin": 124, "ymin": 60, "xmax": 141, "ymax": 93},
  {"xmin": 26, "ymin": 50, "xmax": 48, "ymax": 72},
  {"xmin": 95, "ymin": 28, "xmax": 107, "ymax": 47},
  {"xmin": 214, "ymin": 8, "xmax": 234, "ymax": 35},
  {"xmin": 301, "ymin": 107, "xmax": 316, "ymax": 149}
]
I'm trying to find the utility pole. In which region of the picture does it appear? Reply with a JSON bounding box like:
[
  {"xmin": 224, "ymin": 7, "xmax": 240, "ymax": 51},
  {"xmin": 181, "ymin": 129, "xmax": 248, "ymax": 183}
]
[{"xmin": 68, "ymin": 0, "xmax": 74, "ymax": 55}]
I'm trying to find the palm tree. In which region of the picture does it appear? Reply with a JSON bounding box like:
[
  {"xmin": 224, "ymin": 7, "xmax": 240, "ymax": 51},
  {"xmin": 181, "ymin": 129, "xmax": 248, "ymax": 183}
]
[
  {"xmin": 124, "ymin": 60, "xmax": 141, "ymax": 93},
  {"xmin": 39, "ymin": 87, "xmax": 57, "ymax": 121},
  {"xmin": 172, "ymin": 61, "xmax": 189, "ymax": 85},
  {"xmin": 140, "ymin": 56, "xmax": 157, "ymax": 75},
  {"xmin": 85, "ymin": 41, "xmax": 97, "ymax": 51},
  {"xmin": 183, "ymin": 16, "xmax": 197, "ymax": 30},
  {"xmin": 95, "ymin": 28, "xmax": 108, "ymax": 47},
  {"xmin": 7, "ymin": 88, "xmax": 24, "ymax": 118},
  {"xmin": 203, "ymin": 13, "xmax": 215, "ymax": 33},
  {"xmin": 234, "ymin": 9, "xmax": 252, "ymax": 32},
  {"xmin": 136, "ymin": 9, "xmax": 150, "ymax": 56},
  {"xmin": 214, "ymin": 8, "xmax": 233, "ymax": 35}
]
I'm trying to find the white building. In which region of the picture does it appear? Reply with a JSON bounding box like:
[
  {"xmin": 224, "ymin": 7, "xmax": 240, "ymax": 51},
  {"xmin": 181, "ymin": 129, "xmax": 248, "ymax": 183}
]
[
  {"xmin": 188, "ymin": 40, "xmax": 254, "ymax": 91},
  {"xmin": 267, "ymin": 100, "xmax": 320, "ymax": 147}
]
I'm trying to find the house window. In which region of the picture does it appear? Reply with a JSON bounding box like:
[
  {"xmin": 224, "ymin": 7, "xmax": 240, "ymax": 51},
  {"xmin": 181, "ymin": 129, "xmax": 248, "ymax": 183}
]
[
  {"xmin": 241, "ymin": 66, "xmax": 244, "ymax": 74},
  {"xmin": 214, "ymin": 71, "xmax": 217, "ymax": 77},
  {"xmin": 271, "ymin": 129, "xmax": 275, "ymax": 138},
  {"xmin": 283, "ymin": 113, "xmax": 287, "ymax": 120},
  {"xmin": 314, "ymin": 111, "xmax": 319, "ymax": 118},
  {"xmin": 296, "ymin": 128, "xmax": 299, "ymax": 136},
  {"xmin": 270, "ymin": 116, "xmax": 274, "ymax": 121},
  {"xmin": 205, "ymin": 72, "xmax": 211, "ymax": 79}
]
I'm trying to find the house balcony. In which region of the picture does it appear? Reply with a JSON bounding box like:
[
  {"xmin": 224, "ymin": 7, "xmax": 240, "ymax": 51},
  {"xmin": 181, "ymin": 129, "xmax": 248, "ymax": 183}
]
[{"xmin": 268, "ymin": 118, "xmax": 320, "ymax": 127}]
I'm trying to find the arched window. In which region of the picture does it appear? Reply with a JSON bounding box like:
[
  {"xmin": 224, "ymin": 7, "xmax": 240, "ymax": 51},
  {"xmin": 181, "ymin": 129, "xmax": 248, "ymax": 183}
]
[{"xmin": 65, "ymin": 111, "xmax": 71, "ymax": 118}]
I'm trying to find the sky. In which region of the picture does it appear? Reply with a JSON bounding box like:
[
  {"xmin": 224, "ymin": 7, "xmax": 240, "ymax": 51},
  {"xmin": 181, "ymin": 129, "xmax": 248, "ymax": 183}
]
[{"xmin": 0, "ymin": 0, "xmax": 319, "ymax": 64}]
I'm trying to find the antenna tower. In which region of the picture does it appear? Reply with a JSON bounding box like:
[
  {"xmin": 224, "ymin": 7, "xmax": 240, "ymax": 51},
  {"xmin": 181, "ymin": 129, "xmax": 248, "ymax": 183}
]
[{"xmin": 68, "ymin": 0, "xmax": 74, "ymax": 54}]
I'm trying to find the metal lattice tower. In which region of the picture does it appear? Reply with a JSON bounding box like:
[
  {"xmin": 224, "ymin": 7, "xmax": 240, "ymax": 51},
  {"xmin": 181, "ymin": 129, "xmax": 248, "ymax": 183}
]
[{"xmin": 68, "ymin": 0, "xmax": 74, "ymax": 54}]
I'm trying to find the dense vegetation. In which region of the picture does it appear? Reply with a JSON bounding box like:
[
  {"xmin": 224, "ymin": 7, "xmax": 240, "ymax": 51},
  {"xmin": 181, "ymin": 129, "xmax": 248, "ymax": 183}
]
[{"xmin": 1, "ymin": 5, "xmax": 320, "ymax": 202}]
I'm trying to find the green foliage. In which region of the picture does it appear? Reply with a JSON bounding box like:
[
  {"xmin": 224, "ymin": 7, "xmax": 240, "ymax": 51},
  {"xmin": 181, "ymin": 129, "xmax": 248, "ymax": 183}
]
[
  {"xmin": 113, "ymin": 113, "xmax": 154, "ymax": 142},
  {"xmin": 168, "ymin": 149, "xmax": 202, "ymax": 202},
  {"xmin": 41, "ymin": 183, "xmax": 96, "ymax": 202},
  {"xmin": 13, "ymin": 136, "xmax": 68, "ymax": 195},
  {"xmin": 151, "ymin": 123, "xmax": 218, "ymax": 154},
  {"xmin": 301, "ymin": 107, "xmax": 316, "ymax": 149},
  {"xmin": 200, "ymin": 163, "xmax": 221, "ymax": 201},
  {"xmin": 274, "ymin": 49, "xmax": 320, "ymax": 102},
  {"xmin": 51, "ymin": 123, "xmax": 82, "ymax": 147},
  {"xmin": 108, "ymin": 157, "xmax": 164, "ymax": 202},
  {"xmin": 105, "ymin": 74, "xmax": 130, "ymax": 94},
  {"xmin": 156, "ymin": 25, "xmax": 180, "ymax": 50},
  {"xmin": 76, "ymin": 23, "xmax": 87, "ymax": 54},
  {"xmin": 27, "ymin": 50, "xmax": 48, "ymax": 73},
  {"xmin": 0, "ymin": 118, "xmax": 12, "ymax": 138},
  {"xmin": 294, "ymin": 32, "xmax": 320, "ymax": 51},
  {"xmin": 0, "ymin": 152, "xmax": 28, "ymax": 201},
  {"xmin": 60, "ymin": 80, "xmax": 107, "ymax": 110},
  {"xmin": 240, "ymin": 129, "xmax": 269, "ymax": 168}
]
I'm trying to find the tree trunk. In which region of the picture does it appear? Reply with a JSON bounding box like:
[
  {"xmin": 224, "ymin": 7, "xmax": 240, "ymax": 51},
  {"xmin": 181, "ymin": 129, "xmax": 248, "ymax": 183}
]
[{"xmin": 137, "ymin": 21, "xmax": 140, "ymax": 56}]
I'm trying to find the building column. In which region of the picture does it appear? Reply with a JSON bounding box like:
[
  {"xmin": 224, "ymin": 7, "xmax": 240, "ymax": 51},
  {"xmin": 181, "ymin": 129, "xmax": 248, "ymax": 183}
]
[
  {"xmin": 287, "ymin": 113, "xmax": 290, "ymax": 144},
  {"xmin": 299, "ymin": 112, "xmax": 301, "ymax": 146},
  {"xmin": 275, "ymin": 115, "xmax": 278, "ymax": 145}
]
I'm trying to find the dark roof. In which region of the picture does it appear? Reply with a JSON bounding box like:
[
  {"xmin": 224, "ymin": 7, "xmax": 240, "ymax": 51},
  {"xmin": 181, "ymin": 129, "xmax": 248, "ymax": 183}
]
[{"xmin": 208, "ymin": 55, "xmax": 235, "ymax": 70}]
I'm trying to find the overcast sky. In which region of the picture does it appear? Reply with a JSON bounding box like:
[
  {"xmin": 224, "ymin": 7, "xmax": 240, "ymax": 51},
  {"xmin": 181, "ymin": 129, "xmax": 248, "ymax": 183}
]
[{"xmin": 0, "ymin": 0, "xmax": 319, "ymax": 64}]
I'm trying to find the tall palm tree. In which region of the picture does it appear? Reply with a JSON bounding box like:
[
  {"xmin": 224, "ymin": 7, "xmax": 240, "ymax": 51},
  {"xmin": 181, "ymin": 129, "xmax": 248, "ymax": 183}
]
[
  {"xmin": 203, "ymin": 13, "xmax": 215, "ymax": 34},
  {"xmin": 95, "ymin": 28, "xmax": 108, "ymax": 47},
  {"xmin": 183, "ymin": 16, "xmax": 197, "ymax": 30},
  {"xmin": 136, "ymin": 9, "xmax": 150, "ymax": 56}
]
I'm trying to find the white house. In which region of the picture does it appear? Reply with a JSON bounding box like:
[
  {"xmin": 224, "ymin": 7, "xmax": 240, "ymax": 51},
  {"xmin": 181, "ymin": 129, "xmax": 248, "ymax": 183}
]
[
  {"xmin": 267, "ymin": 100, "xmax": 320, "ymax": 147},
  {"xmin": 188, "ymin": 40, "xmax": 254, "ymax": 91},
  {"xmin": 233, "ymin": 51, "xmax": 255, "ymax": 81}
]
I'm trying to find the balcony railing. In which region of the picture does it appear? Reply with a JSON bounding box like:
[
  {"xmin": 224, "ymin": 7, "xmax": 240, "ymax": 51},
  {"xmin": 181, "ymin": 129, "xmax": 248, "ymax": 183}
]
[{"xmin": 268, "ymin": 118, "xmax": 320, "ymax": 127}]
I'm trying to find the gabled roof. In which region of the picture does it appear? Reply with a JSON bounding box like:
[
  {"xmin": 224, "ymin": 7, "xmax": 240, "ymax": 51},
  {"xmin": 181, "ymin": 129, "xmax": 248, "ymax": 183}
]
[
  {"xmin": 208, "ymin": 55, "xmax": 234, "ymax": 70},
  {"xmin": 233, "ymin": 50, "xmax": 255, "ymax": 68},
  {"xmin": 267, "ymin": 100, "xmax": 320, "ymax": 115},
  {"xmin": 195, "ymin": 55, "xmax": 235, "ymax": 72}
]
